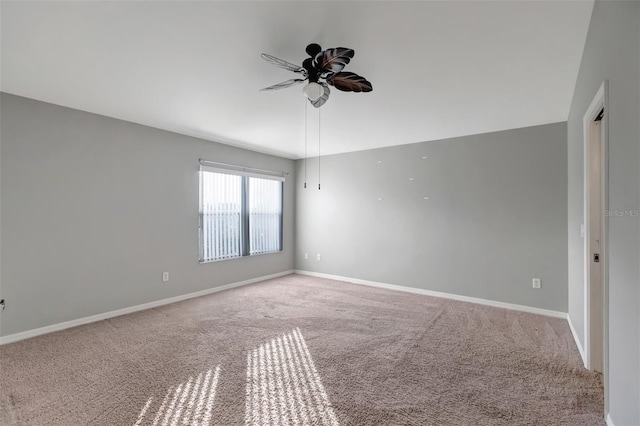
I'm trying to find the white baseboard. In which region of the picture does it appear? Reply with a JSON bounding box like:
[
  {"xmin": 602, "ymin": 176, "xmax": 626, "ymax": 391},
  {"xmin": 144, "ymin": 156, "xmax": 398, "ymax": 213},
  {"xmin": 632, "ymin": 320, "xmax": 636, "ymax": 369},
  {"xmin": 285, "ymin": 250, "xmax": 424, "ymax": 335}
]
[
  {"xmin": 606, "ymin": 413, "xmax": 615, "ymax": 426},
  {"xmin": 0, "ymin": 270, "xmax": 294, "ymax": 346},
  {"xmin": 567, "ymin": 314, "xmax": 587, "ymax": 368},
  {"xmin": 294, "ymin": 270, "xmax": 567, "ymax": 319}
]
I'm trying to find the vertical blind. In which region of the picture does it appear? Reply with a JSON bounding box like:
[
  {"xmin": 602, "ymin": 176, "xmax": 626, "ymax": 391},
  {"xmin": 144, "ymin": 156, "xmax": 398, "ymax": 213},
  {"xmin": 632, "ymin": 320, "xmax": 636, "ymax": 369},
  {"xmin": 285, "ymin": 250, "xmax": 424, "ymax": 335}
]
[
  {"xmin": 200, "ymin": 172, "xmax": 243, "ymax": 261},
  {"xmin": 199, "ymin": 162, "xmax": 284, "ymax": 262},
  {"xmin": 249, "ymin": 177, "xmax": 283, "ymax": 255}
]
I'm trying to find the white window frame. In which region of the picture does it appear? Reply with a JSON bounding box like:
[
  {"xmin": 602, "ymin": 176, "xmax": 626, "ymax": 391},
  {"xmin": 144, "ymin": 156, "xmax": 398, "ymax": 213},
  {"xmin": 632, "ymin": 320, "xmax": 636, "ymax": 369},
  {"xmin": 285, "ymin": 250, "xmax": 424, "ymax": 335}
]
[{"xmin": 198, "ymin": 160, "xmax": 285, "ymax": 263}]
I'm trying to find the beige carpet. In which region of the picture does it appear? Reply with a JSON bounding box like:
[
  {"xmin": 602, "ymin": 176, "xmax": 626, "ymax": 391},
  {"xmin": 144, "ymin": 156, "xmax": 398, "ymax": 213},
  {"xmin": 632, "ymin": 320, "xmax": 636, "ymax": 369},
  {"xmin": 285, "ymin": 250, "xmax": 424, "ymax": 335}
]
[{"xmin": 0, "ymin": 274, "xmax": 603, "ymax": 425}]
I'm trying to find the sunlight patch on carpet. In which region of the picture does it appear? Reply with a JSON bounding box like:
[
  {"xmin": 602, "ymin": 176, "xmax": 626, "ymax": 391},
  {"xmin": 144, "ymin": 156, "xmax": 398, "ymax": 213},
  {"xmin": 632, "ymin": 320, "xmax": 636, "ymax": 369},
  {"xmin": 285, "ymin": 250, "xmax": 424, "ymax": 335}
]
[
  {"xmin": 245, "ymin": 327, "xmax": 339, "ymax": 426},
  {"xmin": 134, "ymin": 365, "xmax": 221, "ymax": 426}
]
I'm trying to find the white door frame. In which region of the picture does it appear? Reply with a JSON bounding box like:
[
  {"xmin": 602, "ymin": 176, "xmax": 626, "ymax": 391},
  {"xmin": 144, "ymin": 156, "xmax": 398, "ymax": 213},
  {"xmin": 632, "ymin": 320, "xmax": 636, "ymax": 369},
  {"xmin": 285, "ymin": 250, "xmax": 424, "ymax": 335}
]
[{"xmin": 582, "ymin": 80, "xmax": 609, "ymax": 408}]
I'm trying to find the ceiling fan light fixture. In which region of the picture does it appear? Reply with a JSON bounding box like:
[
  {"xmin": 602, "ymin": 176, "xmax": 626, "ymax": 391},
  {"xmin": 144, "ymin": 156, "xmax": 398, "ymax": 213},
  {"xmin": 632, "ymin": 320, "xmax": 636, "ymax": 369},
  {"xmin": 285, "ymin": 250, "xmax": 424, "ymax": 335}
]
[{"xmin": 303, "ymin": 82, "xmax": 323, "ymax": 102}]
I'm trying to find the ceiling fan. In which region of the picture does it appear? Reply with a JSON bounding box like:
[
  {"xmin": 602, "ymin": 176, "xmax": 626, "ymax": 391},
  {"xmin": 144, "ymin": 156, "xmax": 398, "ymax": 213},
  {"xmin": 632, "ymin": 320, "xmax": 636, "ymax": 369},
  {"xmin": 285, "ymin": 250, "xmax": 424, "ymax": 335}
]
[{"xmin": 260, "ymin": 43, "xmax": 373, "ymax": 108}]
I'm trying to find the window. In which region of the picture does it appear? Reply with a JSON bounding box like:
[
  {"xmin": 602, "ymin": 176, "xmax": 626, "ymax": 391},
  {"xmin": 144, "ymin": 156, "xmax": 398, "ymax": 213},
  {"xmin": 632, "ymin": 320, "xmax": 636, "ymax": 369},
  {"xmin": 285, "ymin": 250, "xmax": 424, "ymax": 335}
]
[{"xmin": 199, "ymin": 161, "xmax": 284, "ymax": 262}]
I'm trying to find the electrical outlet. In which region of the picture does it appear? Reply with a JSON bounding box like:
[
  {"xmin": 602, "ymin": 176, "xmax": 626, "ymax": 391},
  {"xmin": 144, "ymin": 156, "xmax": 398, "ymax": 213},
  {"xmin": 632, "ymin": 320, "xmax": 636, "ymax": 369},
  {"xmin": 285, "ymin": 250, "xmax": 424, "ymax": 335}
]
[
  {"xmin": 316, "ymin": 254, "xmax": 321, "ymax": 261},
  {"xmin": 162, "ymin": 272, "xmax": 169, "ymax": 282},
  {"xmin": 532, "ymin": 278, "xmax": 541, "ymax": 289},
  {"xmin": 304, "ymin": 253, "xmax": 308, "ymax": 260},
  {"xmin": 0, "ymin": 299, "xmax": 5, "ymax": 311}
]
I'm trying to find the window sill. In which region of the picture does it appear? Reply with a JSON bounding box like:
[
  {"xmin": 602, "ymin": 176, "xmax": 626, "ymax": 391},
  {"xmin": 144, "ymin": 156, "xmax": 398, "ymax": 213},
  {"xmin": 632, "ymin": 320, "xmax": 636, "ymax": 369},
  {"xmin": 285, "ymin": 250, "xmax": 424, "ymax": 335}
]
[{"xmin": 199, "ymin": 249, "xmax": 284, "ymax": 264}]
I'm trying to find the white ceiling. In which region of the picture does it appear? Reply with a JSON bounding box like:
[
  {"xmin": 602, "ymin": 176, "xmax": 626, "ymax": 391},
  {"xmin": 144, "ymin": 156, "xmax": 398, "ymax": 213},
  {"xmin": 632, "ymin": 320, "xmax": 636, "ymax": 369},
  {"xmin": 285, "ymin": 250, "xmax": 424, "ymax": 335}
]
[{"xmin": 1, "ymin": 1, "xmax": 593, "ymax": 159}]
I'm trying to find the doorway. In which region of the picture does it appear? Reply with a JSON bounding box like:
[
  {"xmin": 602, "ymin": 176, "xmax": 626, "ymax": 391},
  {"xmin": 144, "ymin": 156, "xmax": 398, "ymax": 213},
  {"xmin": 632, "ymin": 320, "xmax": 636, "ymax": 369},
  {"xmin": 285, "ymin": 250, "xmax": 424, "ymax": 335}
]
[{"xmin": 582, "ymin": 81, "xmax": 608, "ymax": 408}]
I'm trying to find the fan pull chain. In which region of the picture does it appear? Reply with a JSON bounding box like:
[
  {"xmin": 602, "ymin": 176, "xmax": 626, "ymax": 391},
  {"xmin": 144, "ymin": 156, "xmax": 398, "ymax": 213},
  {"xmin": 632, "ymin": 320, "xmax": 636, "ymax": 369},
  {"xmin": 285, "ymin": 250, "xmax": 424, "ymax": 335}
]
[
  {"xmin": 318, "ymin": 106, "xmax": 321, "ymax": 190},
  {"xmin": 304, "ymin": 101, "xmax": 308, "ymax": 189}
]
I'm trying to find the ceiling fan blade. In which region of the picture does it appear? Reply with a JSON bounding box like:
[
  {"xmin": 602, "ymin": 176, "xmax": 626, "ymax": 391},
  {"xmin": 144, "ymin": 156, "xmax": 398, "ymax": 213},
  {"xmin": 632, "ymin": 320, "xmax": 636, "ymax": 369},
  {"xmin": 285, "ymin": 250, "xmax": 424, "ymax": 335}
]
[
  {"xmin": 260, "ymin": 79, "xmax": 305, "ymax": 91},
  {"xmin": 327, "ymin": 71, "xmax": 373, "ymax": 93},
  {"xmin": 261, "ymin": 53, "xmax": 308, "ymax": 77},
  {"xmin": 310, "ymin": 83, "xmax": 330, "ymax": 108},
  {"xmin": 313, "ymin": 48, "xmax": 354, "ymax": 74}
]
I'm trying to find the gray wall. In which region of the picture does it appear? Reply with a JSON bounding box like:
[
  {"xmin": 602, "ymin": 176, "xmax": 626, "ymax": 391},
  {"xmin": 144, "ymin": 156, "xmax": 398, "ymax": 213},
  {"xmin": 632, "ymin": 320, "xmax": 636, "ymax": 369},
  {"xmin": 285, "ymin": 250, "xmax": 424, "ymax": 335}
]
[
  {"xmin": 0, "ymin": 93, "xmax": 295, "ymax": 337},
  {"xmin": 567, "ymin": 1, "xmax": 640, "ymax": 424},
  {"xmin": 295, "ymin": 122, "xmax": 568, "ymax": 312}
]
